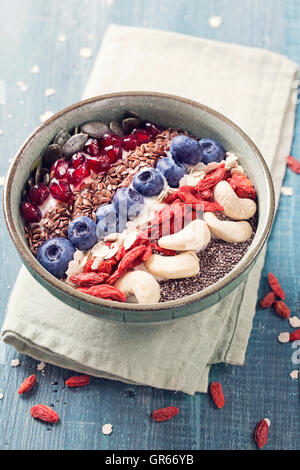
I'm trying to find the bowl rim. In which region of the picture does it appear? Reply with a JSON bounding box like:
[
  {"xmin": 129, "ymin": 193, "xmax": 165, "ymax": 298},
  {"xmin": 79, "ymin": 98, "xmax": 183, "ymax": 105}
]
[{"xmin": 3, "ymin": 91, "xmax": 275, "ymax": 313}]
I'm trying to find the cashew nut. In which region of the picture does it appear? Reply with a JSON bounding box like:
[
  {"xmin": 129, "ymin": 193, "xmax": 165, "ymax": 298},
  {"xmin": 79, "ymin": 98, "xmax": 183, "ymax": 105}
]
[
  {"xmin": 145, "ymin": 251, "xmax": 200, "ymax": 280},
  {"xmin": 214, "ymin": 180, "xmax": 257, "ymax": 220},
  {"xmin": 158, "ymin": 219, "xmax": 211, "ymax": 252},
  {"xmin": 115, "ymin": 270, "xmax": 160, "ymax": 304},
  {"xmin": 204, "ymin": 212, "xmax": 253, "ymax": 243}
]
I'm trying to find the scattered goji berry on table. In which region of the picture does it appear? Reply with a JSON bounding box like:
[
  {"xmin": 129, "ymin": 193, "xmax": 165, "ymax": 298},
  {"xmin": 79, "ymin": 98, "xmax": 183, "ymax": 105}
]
[
  {"xmin": 287, "ymin": 155, "xmax": 300, "ymax": 174},
  {"xmin": 273, "ymin": 300, "xmax": 290, "ymax": 319},
  {"xmin": 151, "ymin": 406, "xmax": 179, "ymax": 422},
  {"xmin": 18, "ymin": 374, "xmax": 37, "ymax": 395},
  {"xmin": 254, "ymin": 418, "xmax": 270, "ymax": 449},
  {"xmin": 65, "ymin": 375, "xmax": 90, "ymax": 388},
  {"xmin": 260, "ymin": 291, "xmax": 276, "ymax": 309},
  {"xmin": 209, "ymin": 382, "xmax": 225, "ymax": 409},
  {"xmin": 31, "ymin": 404, "xmax": 59, "ymax": 423},
  {"xmin": 268, "ymin": 273, "xmax": 285, "ymax": 300}
]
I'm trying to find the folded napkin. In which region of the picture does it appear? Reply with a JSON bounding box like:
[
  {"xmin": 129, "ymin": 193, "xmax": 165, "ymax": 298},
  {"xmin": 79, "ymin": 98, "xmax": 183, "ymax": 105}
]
[{"xmin": 1, "ymin": 25, "xmax": 298, "ymax": 395}]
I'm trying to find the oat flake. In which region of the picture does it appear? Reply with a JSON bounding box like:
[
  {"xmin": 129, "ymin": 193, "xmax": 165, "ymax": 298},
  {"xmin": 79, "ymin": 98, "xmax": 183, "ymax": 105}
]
[
  {"xmin": 45, "ymin": 88, "xmax": 56, "ymax": 97},
  {"xmin": 281, "ymin": 186, "xmax": 293, "ymax": 196},
  {"xmin": 16, "ymin": 81, "xmax": 28, "ymax": 92},
  {"xmin": 102, "ymin": 423, "xmax": 113, "ymax": 435},
  {"xmin": 289, "ymin": 316, "xmax": 300, "ymax": 328},
  {"xmin": 31, "ymin": 65, "xmax": 40, "ymax": 74},
  {"xmin": 79, "ymin": 47, "xmax": 93, "ymax": 59},
  {"xmin": 11, "ymin": 359, "xmax": 20, "ymax": 367},
  {"xmin": 58, "ymin": 33, "xmax": 67, "ymax": 42},
  {"xmin": 37, "ymin": 361, "xmax": 46, "ymax": 371},
  {"xmin": 0, "ymin": 176, "xmax": 5, "ymax": 186},
  {"xmin": 40, "ymin": 111, "xmax": 54, "ymax": 123},
  {"xmin": 209, "ymin": 16, "xmax": 223, "ymax": 28},
  {"xmin": 0, "ymin": 393, "xmax": 3, "ymax": 400},
  {"xmin": 290, "ymin": 370, "xmax": 299, "ymax": 380}
]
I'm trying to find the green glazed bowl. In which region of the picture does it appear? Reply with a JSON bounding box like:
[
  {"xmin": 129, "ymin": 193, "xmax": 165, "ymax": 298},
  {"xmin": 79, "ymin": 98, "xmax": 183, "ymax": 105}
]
[{"xmin": 3, "ymin": 92, "xmax": 275, "ymax": 323}]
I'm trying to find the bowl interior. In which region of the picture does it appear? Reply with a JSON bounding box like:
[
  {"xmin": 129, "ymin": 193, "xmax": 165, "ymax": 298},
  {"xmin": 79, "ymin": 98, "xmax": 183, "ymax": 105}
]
[{"xmin": 4, "ymin": 92, "xmax": 274, "ymax": 318}]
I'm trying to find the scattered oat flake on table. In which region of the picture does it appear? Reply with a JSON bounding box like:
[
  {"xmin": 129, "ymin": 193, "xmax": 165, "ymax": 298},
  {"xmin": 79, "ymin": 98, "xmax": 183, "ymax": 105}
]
[
  {"xmin": 45, "ymin": 88, "xmax": 56, "ymax": 97},
  {"xmin": 0, "ymin": 176, "xmax": 5, "ymax": 186},
  {"xmin": 102, "ymin": 423, "xmax": 113, "ymax": 435},
  {"xmin": 40, "ymin": 111, "xmax": 54, "ymax": 123},
  {"xmin": 289, "ymin": 316, "xmax": 300, "ymax": 328},
  {"xmin": 7, "ymin": 114, "xmax": 12, "ymax": 119},
  {"xmin": 209, "ymin": 16, "xmax": 223, "ymax": 28},
  {"xmin": 290, "ymin": 370, "xmax": 299, "ymax": 380},
  {"xmin": 16, "ymin": 81, "xmax": 28, "ymax": 92},
  {"xmin": 79, "ymin": 47, "xmax": 93, "ymax": 59},
  {"xmin": 58, "ymin": 33, "xmax": 67, "ymax": 42},
  {"xmin": 281, "ymin": 186, "xmax": 293, "ymax": 196},
  {"xmin": 0, "ymin": 393, "xmax": 3, "ymax": 400},
  {"xmin": 0, "ymin": 130, "xmax": 3, "ymax": 136},
  {"xmin": 11, "ymin": 359, "xmax": 20, "ymax": 367},
  {"xmin": 37, "ymin": 361, "xmax": 45, "ymax": 371},
  {"xmin": 31, "ymin": 65, "xmax": 40, "ymax": 74}
]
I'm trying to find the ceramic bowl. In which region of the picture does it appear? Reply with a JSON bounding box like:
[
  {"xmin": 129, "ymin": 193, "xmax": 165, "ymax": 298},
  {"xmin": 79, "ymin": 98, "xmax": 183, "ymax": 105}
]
[{"xmin": 3, "ymin": 92, "xmax": 275, "ymax": 323}]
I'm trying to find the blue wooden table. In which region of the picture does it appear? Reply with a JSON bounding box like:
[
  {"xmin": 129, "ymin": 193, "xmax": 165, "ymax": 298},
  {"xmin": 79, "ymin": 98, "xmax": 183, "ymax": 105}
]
[{"xmin": 0, "ymin": 0, "xmax": 300, "ymax": 450}]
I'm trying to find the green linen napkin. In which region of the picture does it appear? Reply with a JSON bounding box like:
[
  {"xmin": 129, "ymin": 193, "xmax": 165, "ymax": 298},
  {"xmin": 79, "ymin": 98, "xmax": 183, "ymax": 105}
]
[{"xmin": 1, "ymin": 25, "xmax": 298, "ymax": 394}]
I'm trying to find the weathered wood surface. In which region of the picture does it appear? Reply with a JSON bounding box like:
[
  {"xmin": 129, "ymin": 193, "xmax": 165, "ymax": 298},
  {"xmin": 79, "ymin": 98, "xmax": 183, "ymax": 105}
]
[{"xmin": 0, "ymin": 0, "xmax": 299, "ymax": 450}]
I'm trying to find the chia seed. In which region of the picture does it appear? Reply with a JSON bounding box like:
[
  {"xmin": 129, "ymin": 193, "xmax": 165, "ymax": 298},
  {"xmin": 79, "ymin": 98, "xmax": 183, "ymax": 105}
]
[{"xmin": 159, "ymin": 214, "xmax": 258, "ymax": 302}]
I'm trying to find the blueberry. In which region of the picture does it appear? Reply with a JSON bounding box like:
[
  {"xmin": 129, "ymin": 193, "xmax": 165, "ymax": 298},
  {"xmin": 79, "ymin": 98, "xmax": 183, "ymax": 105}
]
[
  {"xmin": 132, "ymin": 168, "xmax": 164, "ymax": 197},
  {"xmin": 37, "ymin": 237, "xmax": 75, "ymax": 278},
  {"xmin": 68, "ymin": 216, "xmax": 98, "ymax": 250},
  {"xmin": 113, "ymin": 187, "xmax": 144, "ymax": 220},
  {"xmin": 156, "ymin": 156, "xmax": 187, "ymax": 188},
  {"xmin": 170, "ymin": 135, "xmax": 203, "ymax": 165},
  {"xmin": 95, "ymin": 203, "xmax": 127, "ymax": 239},
  {"xmin": 198, "ymin": 138, "xmax": 226, "ymax": 164}
]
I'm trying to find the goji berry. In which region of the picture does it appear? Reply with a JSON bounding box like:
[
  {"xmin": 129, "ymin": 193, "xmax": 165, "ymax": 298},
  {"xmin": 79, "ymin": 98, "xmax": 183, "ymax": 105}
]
[
  {"xmin": 228, "ymin": 173, "xmax": 257, "ymax": 200},
  {"xmin": 97, "ymin": 259, "xmax": 118, "ymax": 275},
  {"xmin": 260, "ymin": 291, "xmax": 276, "ymax": 309},
  {"xmin": 151, "ymin": 241, "xmax": 176, "ymax": 256},
  {"xmin": 78, "ymin": 284, "xmax": 126, "ymax": 302},
  {"xmin": 31, "ymin": 404, "xmax": 59, "ymax": 423},
  {"xmin": 287, "ymin": 155, "xmax": 300, "ymax": 174},
  {"xmin": 290, "ymin": 329, "xmax": 300, "ymax": 342},
  {"xmin": 273, "ymin": 300, "xmax": 290, "ymax": 319},
  {"xmin": 254, "ymin": 419, "xmax": 270, "ymax": 449},
  {"xmin": 70, "ymin": 272, "xmax": 109, "ymax": 287},
  {"xmin": 18, "ymin": 374, "xmax": 37, "ymax": 395},
  {"xmin": 83, "ymin": 257, "xmax": 96, "ymax": 273},
  {"xmin": 195, "ymin": 163, "xmax": 227, "ymax": 192},
  {"xmin": 151, "ymin": 406, "xmax": 179, "ymax": 422},
  {"xmin": 65, "ymin": 375, "xmax": 90, "ymax": 388},
  {"xmin": 268, "ymin": 273, "xmax": 285, "ymax": 300},
  {"xmin": 209, "ymin": 382, "xmax": 225, "ymax": 409}
]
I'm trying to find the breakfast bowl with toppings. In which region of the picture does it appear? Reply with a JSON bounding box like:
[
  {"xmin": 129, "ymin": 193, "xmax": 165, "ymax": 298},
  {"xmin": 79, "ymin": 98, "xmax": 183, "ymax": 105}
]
[{"xmin": 3, "ymin": 92, "xmax": 275, "ymax": 323}]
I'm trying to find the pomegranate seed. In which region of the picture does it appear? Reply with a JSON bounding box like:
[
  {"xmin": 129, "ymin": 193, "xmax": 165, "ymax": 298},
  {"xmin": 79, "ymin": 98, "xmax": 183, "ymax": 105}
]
[
  {"xmin": 103, "ymin": 145, "xmax": 122, "ymax": 163},
  {"xmin": 28, "ymin": 183, "xmax": 49, "ymax": 206},
  {"xmin": 100, "ymin": 133, "xmax": 122, "ymax": 148},
  {"xmin": 49, "ymin": 180, "xmax": 73, "ymax": 202},
  {"xmin": 20, "ymin": 201, "xmax": 42, "ymax": 223},
  {"xmin": 67, "ymin": 163, "xmax": 90, "ymax": 185},
  {"xmin": 85, "ymin": 139, "xmax": 101, "ymax": 156},
  {"xmin": 70, "ymin": 153, "xmax": 86, "ymax": 169},
  {"xmin": 122, "ymin": 134, "xmax": 138, "ymax": 151},
  {"xmin": 132, "ymin": 129, "xmax": 151, "ymax": 145},
  {"xmin": 85, "ymin": 156, "xmax": 101, "ymax": 173},
  {"xmin": 98, "ymin": 155, "xmax": 111, "ymax": 172},
  {"xmin": 144, "ymin": 122, "xmax": 161, "ymax": 136},
  {"xmin": 51, "ymin": 159, "xmax": 69, "ymax": 179}
]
